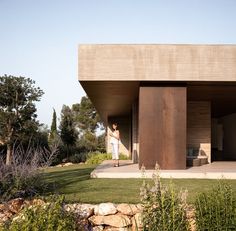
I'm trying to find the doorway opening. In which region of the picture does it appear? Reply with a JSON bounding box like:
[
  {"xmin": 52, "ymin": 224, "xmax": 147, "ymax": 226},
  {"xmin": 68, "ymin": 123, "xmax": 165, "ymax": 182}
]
[{"xmin": 212, "ymin": 113, "xmax": 236, "ymax": 161}]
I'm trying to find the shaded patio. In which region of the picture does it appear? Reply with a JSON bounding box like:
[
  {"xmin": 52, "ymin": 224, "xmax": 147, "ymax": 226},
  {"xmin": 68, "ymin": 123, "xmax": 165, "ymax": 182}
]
[{"xmin": 91, "ymin": 160, "xmax": 236, "ymax": 179}]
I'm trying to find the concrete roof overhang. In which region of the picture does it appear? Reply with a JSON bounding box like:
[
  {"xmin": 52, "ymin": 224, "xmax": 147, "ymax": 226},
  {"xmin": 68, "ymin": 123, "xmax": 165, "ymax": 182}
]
[
  {"xmin": 79, "ymin": 44, "xmax": 236, "ymax": 122},
  {"xmin": 79, "ymin": 81, "xmax": 139, "ymax": 123}
]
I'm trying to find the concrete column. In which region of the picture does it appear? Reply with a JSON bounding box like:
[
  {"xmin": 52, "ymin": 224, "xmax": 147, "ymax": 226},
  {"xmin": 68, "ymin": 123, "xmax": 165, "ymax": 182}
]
[{"xmin": 139, "ymin": 86, "xmax": 187, "ymax": 169}]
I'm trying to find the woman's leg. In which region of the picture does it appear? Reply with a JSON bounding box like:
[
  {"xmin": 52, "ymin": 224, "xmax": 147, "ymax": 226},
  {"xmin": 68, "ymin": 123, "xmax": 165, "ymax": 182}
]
[
  {"xmin": 111, "ymin": 144, "xmax": 116, "ymax": 166},
  {"xmin": 114, "ymin": 144, "xmax": 119, "ymax": 166}
]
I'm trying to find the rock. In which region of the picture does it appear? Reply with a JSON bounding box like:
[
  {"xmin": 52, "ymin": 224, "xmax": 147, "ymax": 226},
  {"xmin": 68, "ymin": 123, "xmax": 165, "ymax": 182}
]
[
  {"xmin": 12, "ymin": 213, "xmax": 26, "ymax": 222},
  {"xmin": 8, "ymin": 198, "xmax": 24, "ymax": 213},
  {"xmin": 56, "ymin": 164, "xmax": 63, "ymax": 167},
  {"xmin": 23, "ymin": 200, "xmax": 31, "ymax": 207},
  {"xmin": 94, "ymin": 203, "xmax": 117, "ymax": 216},
  {"xmin": 186, "ymin": 206, "xmax": 196, "ymax": 231},
  {"xmin": 89, "ymin": 214, "xmax": 131, "ymax": 228},
  {"xmin": 63, "ymin": 204, "xmax": 75, "ymax": 212},
  {"xmin": 89, "ymin": 215, "xmax": 104, "ymax": 226},
  {"xmin": 31, "ymin": 198, "xmax": 45, "ymax": 206},
  {"xmin": 117, "ymin": 204, "xmax": 139, "ymax": 216},
  {"xmin": 0, "ymin": 213, "xmax": 10, "ymax": 223},
  {"xmin": 64, "ymin": 203, "xmax": 95, "ymax": 218},
  {"xmin": 131, "ymin": 212, "xmax": 143, "ymax": 230},
  {"xmin": 75, "ymin": 204, "xmax": 95, "ymax": 218},
  {"xmin": 93, "ymin": 225, "xmax": 104, "ymax": 231},
  {"xmin": 136, "ymin": 204, "xmax": 143, "ymax": 212},
  {"xmin": 0, "ymin": 210, "xmax": 14, "ymax": 224},
  {"xmin": 104, "ymin": 227, "xmax": 130, "ymax": 231},
  {"xmin": 0, "ymin": 204, "xmax": 6, "ymax": 212},
  {"xmin": 64, "ymin": 162, "xmax": 73, "ymax": 166}
]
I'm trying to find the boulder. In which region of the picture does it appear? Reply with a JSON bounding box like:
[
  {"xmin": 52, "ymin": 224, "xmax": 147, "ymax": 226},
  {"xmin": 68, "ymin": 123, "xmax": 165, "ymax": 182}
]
[
  {"xmin": 89, "ymin": 214, "xmax": 131, "ymax": 228},
  {"xmin": 76, "ymin": 204, "xmax": 95, "ymax": 218},
  {"xmin": 117, "ymin": 203, "xmax": 139, "ymax": 216},
  {"xmin": 89, "ymin": 215, "xmax": 105, "ymax": 226},
  {"xmin": 104, "ymin": 227, "xmax": 130, "ymax": 231},
  {"xmin": 0, "ymin": 204, "xmax": 6, "ymax": 212},
  {"xmin": 0, "ymin": 210, "xmax": 14, "ymax": 224},
  {"xmin": 7, "ymin": 198, "xmax": 24, "ymax": 213},
  {"xmin": 131, "ymin": 212, "xmax": 143, "ymax": 230},
  {"xmin": 64, "ymin": 162, "xmax": 73, "ymax": 166},
  {"xmin": 63, "ymin": 204, "xmax": 76, "ymax": 213},
  {"xmin": 64, "ymin": 203, "xmax": 95, "ymax": 218},
  {"xmin": 30, "ymin": 198, "xmax": 45, "ymax": 206},
  {"xmin": 93, "ymin": 225, "xmax": 104, "ymax": 231},
  {"xmin": 136, "ymin": 204, "xmax": 143, "ymax": 212},
  {"xmin": 94, "ymin": 203, "xmax": 117, "ymax": 216},
  {"xmin": 0, "ymin": 212, "xmax": 10, "ymax": 223}
]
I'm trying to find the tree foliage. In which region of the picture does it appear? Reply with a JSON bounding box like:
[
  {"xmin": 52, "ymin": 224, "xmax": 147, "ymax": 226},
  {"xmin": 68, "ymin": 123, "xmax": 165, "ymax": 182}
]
[
  {"xmin": 50, "ymin": 109, "xmax": 57, "ymax": 134},
  {"xmin": 72, "ymin": 96, "xmax": 103, "ymax": 133},
  {"xmin": 56, "ymin": 96, "xmax": 105, "ymax": 163},
  {"xmin": 0, "ymin": 75, "xmax": 44, "ymax": 164},
  {"xmin": 59, "ymin": 105, "xmax": 77, "ymax": 147}
]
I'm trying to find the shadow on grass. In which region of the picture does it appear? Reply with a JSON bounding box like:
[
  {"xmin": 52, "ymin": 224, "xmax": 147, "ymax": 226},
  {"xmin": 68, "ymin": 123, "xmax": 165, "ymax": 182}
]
[{"xmin": 40, "ymin": 165, "xmax": 95, "ymax": 195}]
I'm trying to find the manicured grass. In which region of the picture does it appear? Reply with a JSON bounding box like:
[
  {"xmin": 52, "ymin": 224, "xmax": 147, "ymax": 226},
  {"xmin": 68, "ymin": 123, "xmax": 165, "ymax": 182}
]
[{"xmin": 42, "ymin": 164, "xmax": 236, "ymax": 204}]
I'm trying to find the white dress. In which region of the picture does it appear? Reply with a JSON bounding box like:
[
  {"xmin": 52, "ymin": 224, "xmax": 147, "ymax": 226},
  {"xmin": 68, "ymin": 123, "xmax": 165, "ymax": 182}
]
[{"xmin": 110, "ymin": 131, "xmax": 119, "ymax": 160}]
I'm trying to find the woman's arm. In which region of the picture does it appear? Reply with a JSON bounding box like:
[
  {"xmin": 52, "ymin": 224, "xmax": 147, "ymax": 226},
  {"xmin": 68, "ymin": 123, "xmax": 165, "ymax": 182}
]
[{"xmin": 114, "ymin": 130, "xmax": 120, "ymax": 140}]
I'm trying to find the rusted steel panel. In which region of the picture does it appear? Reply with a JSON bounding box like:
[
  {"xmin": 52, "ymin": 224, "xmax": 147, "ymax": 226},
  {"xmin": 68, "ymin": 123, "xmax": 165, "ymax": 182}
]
[{"xmin": 139, "ymin": 86, "xmax": 187, "ymax": 169}]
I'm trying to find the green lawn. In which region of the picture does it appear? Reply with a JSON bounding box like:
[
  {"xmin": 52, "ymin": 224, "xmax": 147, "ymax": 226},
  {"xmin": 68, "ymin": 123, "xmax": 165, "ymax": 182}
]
[{"xmin": 42, "ymin": 164, "xmax": 236, "ymax": 204}]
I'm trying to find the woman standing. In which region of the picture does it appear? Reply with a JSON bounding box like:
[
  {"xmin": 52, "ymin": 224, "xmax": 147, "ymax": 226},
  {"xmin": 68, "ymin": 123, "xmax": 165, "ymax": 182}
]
[{"xmin": 109, "ymin": 123, "xmax": 120, "ymax": 167}]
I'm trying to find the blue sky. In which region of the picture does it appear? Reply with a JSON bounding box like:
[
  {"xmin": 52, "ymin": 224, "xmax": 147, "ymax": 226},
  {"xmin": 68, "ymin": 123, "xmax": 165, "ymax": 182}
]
[{"xmin": 0, "ymin": 0, "xmax": 236, "ymax": 127}]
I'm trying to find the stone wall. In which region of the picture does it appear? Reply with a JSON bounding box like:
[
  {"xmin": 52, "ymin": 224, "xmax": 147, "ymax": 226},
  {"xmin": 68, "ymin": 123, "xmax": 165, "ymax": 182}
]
[{"xmin": 0, "ymin": 199, "xmax": 143, "ymax": 230}]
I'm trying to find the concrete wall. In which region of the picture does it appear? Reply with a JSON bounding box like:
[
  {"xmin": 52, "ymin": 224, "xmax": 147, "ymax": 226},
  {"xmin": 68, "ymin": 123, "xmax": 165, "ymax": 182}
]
[
  {"xmin": 79, "ymin": 44, "xmax": 236, "ymax": 81},
  {"xmin": 187, "ymin": 101, "xmax": 211, "ymax": 162},
  {"xmin": 222, "ymin": 113, "xmax": 236, "ymax": 160},
  {"xmin": 107, "ymin": 116, "xmax": 131, "ymax": 157}
]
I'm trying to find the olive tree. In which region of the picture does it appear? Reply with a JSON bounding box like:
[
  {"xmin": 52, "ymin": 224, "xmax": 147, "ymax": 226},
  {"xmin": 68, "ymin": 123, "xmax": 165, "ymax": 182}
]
[{"xmin": 0, "ymin": 75, "xmax": 44, "ymax": 164}]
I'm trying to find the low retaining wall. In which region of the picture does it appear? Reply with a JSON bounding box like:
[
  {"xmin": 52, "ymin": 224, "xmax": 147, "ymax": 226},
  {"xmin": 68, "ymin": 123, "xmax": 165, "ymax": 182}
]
[
  {"xmin": 0, "ymin": 198, "xmax": 143, "ymax": 230},
  {"xmin": 0, "ymin": 198, "xmax": 195, "ymax": 230}
]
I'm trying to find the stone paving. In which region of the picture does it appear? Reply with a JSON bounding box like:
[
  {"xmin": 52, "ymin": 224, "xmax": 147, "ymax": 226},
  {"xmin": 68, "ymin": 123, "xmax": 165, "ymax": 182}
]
[{"xmin": 91, "ymin": 160, "xmax": 236, "ymax": 179}]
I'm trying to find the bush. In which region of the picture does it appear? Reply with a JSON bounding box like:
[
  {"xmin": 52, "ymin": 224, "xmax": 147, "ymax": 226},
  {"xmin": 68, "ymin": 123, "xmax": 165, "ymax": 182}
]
[
  {"xmin": 140, "ymin": 165, "xmax": 190, "ymax": 231},
  {"xmin": 85, "ymin": 152, "xmax": 129, "ymax": 164},
  {"xmin": 68, "ymin": 152, "xmax": 87, "ymax": 163},
  {"xmin": 2, "ymin": 196, "xmax": 80, "ymax": 231},
  {"xmin": 85, "ymin": 152, "xmax": 111, "ymax": 164},
  {"xmin": 195, "ymin": 180, "xmax": 236, "ymax": 230},
  {"xmin": 0, "ymin": 145, "xmax": 57, "ymax": 202}
]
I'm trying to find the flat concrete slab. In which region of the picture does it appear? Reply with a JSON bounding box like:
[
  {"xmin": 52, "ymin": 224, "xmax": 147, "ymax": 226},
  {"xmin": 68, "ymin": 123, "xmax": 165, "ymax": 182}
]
[{"xmin": 91, "ymin": 160, "xmax": 236, "ymax": 179}]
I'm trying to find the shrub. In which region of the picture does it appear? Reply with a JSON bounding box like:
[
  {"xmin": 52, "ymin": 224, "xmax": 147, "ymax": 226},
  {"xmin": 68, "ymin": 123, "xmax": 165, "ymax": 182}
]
[
  {"xmin": 0, "ymin": 145, "xmax": 57, "ymax": 202},
  {"xmin": 140, "ymin": 165, "xmax": 190, "ymax": 231},
  {"xmin": 2, "ymin": 196, "xmax": 80, "ymax": 231},
  {"xmin": 85, "ymin": 152, "xmax": 111, "ymax": 164},
  {"xmin": 85, "ymin": 152, "xmax": 129, "ymax": 164},
  {"xmin": 68, "ymin": 152, "xmax": 87, "ymax": 163},
  {"xmin": 195, "ymin": 180, "xmax": 236, "ymax": 231}
]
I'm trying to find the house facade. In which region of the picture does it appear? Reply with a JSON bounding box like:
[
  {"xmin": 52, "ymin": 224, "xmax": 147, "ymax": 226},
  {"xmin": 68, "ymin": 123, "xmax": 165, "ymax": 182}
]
[{"xmin": 79, "ymin": 44, "xmax": 236, "ymax": 169}]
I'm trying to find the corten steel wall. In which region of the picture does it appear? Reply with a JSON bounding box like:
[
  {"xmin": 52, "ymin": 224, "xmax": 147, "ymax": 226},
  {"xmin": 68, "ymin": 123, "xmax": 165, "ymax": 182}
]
[
  {"xmin": 187, "ymin": 101, "xmax": 211, "ymax": 162},
  {"xmin": 139, "ymin": 86, "xmax": 187, "ymax": 169}
]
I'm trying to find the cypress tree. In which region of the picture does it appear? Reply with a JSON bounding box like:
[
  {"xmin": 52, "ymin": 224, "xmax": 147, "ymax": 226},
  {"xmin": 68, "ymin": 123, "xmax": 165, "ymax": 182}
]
[{"xmin": 50, "ymin": 108, "xmax": 57, "ymax": 138}]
